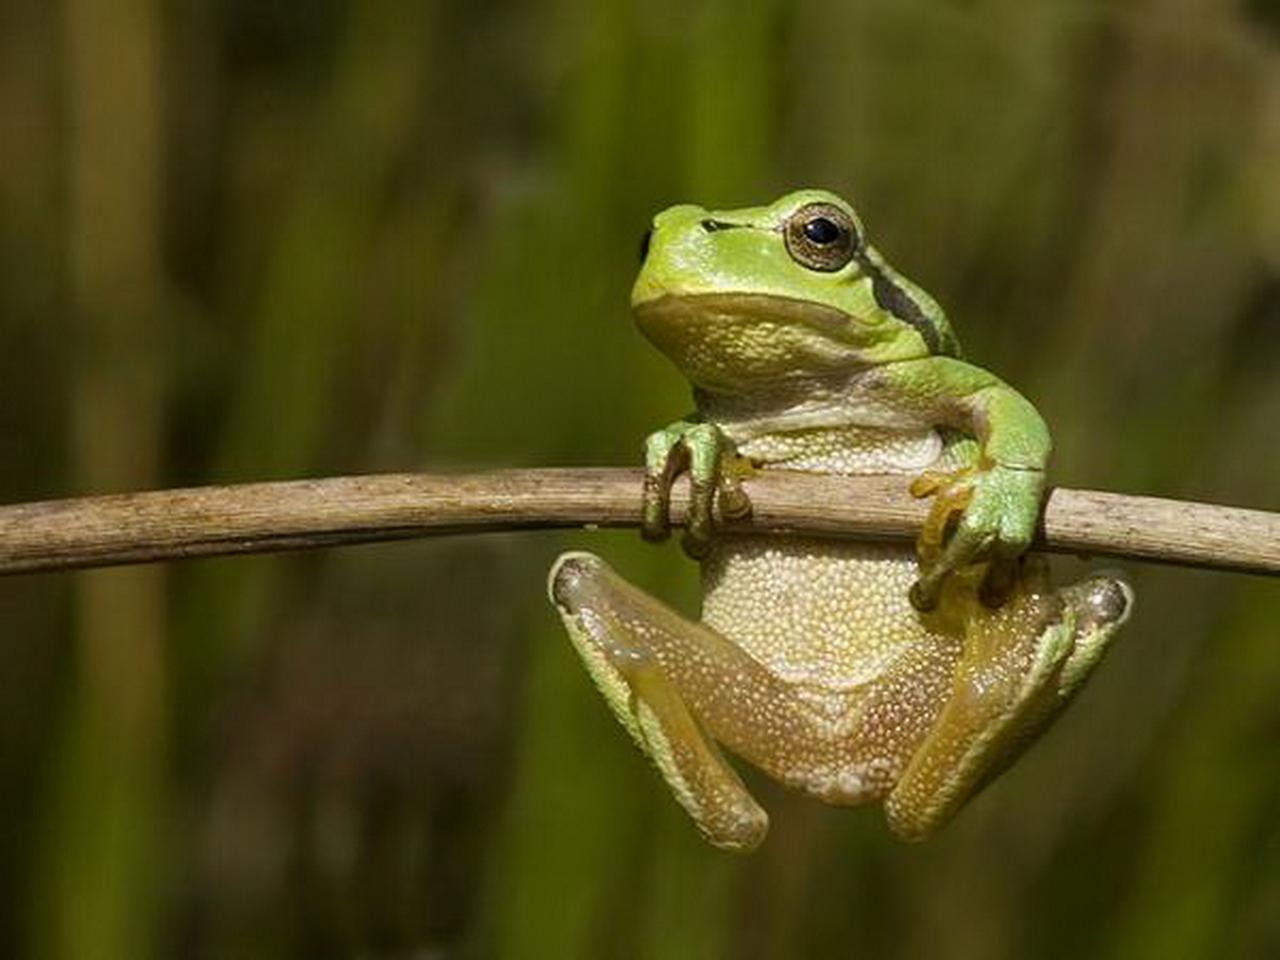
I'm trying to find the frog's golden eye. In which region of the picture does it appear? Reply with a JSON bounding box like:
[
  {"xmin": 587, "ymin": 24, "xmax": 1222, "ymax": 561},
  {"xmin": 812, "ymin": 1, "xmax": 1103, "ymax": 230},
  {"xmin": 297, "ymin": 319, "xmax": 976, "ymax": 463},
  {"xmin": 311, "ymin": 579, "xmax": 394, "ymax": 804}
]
[{"xmin": 784, "ymin": 202, "xmax": 859, "ymax": 272}]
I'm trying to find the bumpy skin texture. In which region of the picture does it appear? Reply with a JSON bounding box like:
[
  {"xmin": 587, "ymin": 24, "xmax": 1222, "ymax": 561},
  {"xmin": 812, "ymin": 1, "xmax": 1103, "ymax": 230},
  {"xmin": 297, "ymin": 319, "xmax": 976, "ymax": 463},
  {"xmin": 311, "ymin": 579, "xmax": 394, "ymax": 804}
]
[{"xmin": 549, "ymin": 190, "xmax": 1132, "ymax": 850}]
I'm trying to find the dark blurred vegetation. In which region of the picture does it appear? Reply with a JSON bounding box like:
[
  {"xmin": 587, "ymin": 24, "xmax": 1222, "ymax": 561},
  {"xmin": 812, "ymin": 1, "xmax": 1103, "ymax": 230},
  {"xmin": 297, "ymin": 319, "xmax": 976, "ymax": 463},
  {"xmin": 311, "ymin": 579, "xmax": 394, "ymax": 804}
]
[{"xmin": 0, "ymin": 0, "xmax": 1277, "ymax": 957}]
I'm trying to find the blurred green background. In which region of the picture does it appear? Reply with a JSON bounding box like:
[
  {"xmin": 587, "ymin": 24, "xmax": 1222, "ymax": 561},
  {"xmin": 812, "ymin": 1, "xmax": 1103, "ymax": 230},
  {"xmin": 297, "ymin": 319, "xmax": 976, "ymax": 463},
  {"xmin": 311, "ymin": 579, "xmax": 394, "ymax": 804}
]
[{"xmin": 1, "ymin": 1, "xmax": 1278, "ymax": 957}]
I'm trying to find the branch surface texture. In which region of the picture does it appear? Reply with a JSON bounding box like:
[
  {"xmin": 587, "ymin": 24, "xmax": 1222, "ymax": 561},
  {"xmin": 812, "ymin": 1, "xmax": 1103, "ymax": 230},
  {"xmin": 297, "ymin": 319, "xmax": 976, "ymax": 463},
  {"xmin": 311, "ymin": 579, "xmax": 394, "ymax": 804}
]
[{"xmin": 0, "ymin": 468, "xmax": 1275, "ymax": 577}]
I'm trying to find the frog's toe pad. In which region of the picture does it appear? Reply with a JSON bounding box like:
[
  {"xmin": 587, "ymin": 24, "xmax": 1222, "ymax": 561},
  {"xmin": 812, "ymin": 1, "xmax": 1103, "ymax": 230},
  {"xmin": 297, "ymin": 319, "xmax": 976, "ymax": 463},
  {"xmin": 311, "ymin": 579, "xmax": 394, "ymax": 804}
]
[
  {"xmin": 1073, "ymin": 572, "xmax": 1134, "ymax": 633},
  {"xmin": 548, "ymin": 550, "xmax": 605, "ymax": 609},
  {"xmin": 548, "ymin": 552, "xmax": 653, "ymax": 669},
  {"xmin": 1056, "ymin": 571, "xmax": 1133, "ymax": 699}
]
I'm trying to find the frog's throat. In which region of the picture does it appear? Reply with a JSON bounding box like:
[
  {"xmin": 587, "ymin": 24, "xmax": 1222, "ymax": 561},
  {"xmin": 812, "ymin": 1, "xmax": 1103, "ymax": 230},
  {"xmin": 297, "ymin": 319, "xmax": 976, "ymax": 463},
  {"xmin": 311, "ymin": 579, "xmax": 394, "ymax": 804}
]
[
  {"xmin": 632, "ymin": 292, "xmax": 874, "ymax": 393},
  {"xmin": 633, "ymin": 292, "xmax": 855, "ymax": 335}
]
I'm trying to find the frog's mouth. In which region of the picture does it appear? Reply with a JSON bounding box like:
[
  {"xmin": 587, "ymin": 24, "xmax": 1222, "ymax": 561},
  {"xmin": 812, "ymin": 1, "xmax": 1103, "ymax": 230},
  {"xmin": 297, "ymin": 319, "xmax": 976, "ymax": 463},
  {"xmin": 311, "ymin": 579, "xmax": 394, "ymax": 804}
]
[
  {"xmin": 634, "ymin": 292, "xmax": 853, "ymax": 332},
  {"xmin": 632, "ymin": 292, "xmax": 869, "ymax": 392}
]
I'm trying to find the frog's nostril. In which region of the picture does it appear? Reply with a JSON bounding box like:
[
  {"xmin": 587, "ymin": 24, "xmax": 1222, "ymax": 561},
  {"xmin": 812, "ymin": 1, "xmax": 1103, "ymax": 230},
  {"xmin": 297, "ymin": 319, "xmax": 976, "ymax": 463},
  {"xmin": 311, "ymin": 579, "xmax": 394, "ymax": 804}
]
[
  {"xmin": 700, "ymin": 218, "xmax": 739, "ymax": 233},
  {"xmin": 638, "ymin": 228, "xmax": 653, "ymax": 263}
]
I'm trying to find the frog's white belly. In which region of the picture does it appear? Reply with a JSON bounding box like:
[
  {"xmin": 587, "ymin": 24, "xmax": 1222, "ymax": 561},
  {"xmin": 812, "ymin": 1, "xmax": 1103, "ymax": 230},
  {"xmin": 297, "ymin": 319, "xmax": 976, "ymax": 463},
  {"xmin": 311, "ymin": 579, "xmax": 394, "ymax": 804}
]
[
  {"xmin": 699, "ymin": 532, "xmax": 963, "ymax": 803},
  {"xmin": 735, "ymin": 424, "xmax": 943, "ymax": 474},
  {"xmin": 700, "ymin": 535, "xmax": 934, "ymax": 693}
]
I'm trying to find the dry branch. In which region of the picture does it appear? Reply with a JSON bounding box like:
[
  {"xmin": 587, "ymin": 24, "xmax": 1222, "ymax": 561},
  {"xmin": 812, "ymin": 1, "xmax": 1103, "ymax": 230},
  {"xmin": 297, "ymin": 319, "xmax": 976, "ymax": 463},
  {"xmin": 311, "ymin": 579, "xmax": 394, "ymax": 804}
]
[{"xmin": 0, "ymin": 468, "xmax": 1275, "ymax": 578}]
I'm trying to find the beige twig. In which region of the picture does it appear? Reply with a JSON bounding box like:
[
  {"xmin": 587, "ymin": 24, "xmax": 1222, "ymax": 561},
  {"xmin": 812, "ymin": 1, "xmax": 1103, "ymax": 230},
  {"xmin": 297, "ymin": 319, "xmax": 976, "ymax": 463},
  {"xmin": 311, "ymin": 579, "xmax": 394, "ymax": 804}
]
[{"xmin": 0, "ymin": 468, "xmax": 1274, "ymax": 577}]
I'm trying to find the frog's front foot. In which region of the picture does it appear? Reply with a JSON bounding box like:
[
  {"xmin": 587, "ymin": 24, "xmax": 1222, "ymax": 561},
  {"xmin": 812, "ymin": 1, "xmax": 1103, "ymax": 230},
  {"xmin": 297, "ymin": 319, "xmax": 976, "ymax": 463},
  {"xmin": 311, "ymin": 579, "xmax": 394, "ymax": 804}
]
[
  {"xmin": 641, "ymin": 419, "xmax": 751, "ymax": 559},
  {"xmin": 908, "ymin": 464, "xmax": 1045, "ymax": 612}
]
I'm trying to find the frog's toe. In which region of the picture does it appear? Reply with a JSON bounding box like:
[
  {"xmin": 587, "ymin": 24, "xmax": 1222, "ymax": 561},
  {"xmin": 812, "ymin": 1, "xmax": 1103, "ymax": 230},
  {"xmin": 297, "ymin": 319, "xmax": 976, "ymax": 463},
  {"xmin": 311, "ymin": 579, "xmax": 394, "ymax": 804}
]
[
  {"xmin": 1056, "ymin": 571, "xmax": 1133, "ymax": 697},
  {"xmin": 680, "ymin": 478, "xmax": 717, "ymax": 559},
  {"xmin": 642, "ymin": 433, "xmax": 687, "ymax": 543},
  {"xmin": 678, "ymin": 423, "xmax": 727, "ymax": 559},
  {"xmin": 978, "ymin": 558, "xmax": 1018, "ymax": 608},
  {"xmin": 1071, "ymin": 571, "xmax": 1134, "ymax": 631},
  {"xmin": 909, "ymin": 520, "xmax": 986, "ymax": 611},
  {"xmin": 548, "ymin": 550, "xmax": 606, "ymax": 615},
  {"xmin": 642, "ymin": 420, "xmax": 735, "ymax": 553}
]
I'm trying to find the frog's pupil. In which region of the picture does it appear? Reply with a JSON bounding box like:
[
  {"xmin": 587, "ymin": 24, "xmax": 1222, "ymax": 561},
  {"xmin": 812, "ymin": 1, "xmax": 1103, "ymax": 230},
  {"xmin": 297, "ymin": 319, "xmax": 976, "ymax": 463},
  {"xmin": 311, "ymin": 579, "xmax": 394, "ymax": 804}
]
[
  {"xmin": 803, "ymin": 217, "xmax": 841, "ymax": 245},
  {"xmin": 639, "ymin": 228, "xmax": 653, "ymax": 262}
]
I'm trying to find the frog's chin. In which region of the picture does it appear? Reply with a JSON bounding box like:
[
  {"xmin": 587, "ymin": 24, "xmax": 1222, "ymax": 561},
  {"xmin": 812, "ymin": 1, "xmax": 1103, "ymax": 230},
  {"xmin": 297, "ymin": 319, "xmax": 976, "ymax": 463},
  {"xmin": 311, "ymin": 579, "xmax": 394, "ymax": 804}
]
[{"xmin": 631, "ymin": 292, "xmax": 872, "ymax": 393}]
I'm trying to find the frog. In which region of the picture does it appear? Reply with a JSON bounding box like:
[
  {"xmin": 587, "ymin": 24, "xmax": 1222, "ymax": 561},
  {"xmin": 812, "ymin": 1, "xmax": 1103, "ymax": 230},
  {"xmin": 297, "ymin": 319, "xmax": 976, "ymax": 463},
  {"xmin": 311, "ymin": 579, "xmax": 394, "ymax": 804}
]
[{"xmin": 547, "ymin": 189, "xmax": 1132, "ymax": 851}]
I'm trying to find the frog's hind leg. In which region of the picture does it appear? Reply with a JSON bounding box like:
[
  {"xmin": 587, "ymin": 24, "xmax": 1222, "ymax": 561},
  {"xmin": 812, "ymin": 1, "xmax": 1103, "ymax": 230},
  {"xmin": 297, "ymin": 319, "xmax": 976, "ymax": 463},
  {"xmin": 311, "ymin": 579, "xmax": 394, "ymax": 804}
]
[
  {"xmin": 885, "ymin": 564, "xmax": 1133, "ymax": 841},
  {"xmin": 548, "ymin": 551, "xmax": 784, "ymax": 851}
]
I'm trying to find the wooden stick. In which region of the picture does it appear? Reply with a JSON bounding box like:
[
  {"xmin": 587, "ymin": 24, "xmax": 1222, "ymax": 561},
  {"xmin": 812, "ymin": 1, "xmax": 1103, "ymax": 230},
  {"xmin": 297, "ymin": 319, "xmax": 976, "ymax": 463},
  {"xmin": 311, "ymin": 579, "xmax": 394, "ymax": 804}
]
[{"xmin": 0, "ymin": 468, "xmax": 1274, "ymax": 577}]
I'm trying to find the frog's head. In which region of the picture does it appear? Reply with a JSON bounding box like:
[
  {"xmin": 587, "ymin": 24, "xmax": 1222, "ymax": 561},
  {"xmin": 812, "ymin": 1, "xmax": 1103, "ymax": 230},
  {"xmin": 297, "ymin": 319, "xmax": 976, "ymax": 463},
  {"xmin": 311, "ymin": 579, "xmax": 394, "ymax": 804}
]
[{"xmin": 631, "ymin": 189, "xmax": 960, "ymax": 394}]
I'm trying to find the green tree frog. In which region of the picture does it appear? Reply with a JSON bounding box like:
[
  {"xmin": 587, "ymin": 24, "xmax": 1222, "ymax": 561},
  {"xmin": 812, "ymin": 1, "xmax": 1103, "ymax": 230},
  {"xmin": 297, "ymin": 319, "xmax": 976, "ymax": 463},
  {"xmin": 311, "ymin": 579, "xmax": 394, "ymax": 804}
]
[{"xmin": 548, "ymin": 190, "xmax": 1132, "ymax": 851}]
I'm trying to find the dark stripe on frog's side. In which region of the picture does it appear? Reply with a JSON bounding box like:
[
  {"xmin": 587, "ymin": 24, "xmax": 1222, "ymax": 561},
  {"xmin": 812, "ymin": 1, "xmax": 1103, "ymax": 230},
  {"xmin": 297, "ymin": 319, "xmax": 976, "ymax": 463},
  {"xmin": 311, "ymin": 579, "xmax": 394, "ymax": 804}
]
[{"xmin": 851, "ymin": 249, "xmax": 952, "ymax": 357}]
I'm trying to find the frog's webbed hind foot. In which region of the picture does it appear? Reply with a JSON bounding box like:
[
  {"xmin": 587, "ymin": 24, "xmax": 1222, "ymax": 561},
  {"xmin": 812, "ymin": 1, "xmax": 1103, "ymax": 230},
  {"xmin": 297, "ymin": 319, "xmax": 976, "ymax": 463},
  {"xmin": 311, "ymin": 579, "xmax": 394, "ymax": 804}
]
[
  {"xmin": 885, "ymin": 565, "xmax": 1133, "ymax": 841},
  {"xmin": 548, "ymin": 551, "xmax": 769, "ymax": 851}
]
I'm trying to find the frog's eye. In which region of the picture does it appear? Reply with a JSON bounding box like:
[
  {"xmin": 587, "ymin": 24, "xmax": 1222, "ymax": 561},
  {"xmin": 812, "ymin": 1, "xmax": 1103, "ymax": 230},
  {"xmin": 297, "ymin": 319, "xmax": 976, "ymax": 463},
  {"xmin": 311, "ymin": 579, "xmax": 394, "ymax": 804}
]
[
  {"xmin": 638, "ymin": 228, "xmax": 653, "ymax": 263},
  {"xmin": 784, "ymin": 202, "xmax": 859, "ymax": 272}
]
